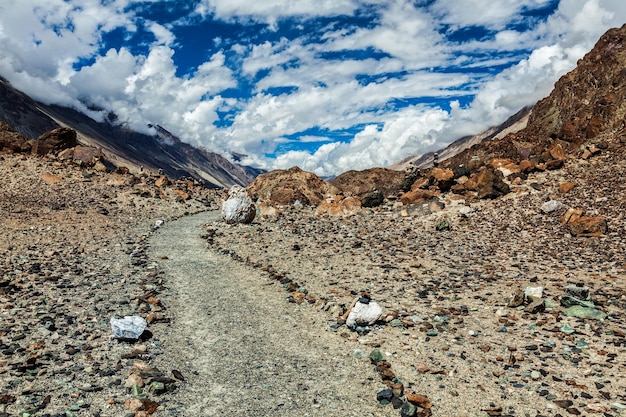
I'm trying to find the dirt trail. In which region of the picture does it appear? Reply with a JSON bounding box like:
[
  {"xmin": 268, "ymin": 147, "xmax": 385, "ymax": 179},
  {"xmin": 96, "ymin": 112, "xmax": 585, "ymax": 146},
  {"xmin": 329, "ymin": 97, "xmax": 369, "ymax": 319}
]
[{"xmin": 147, "ymin": 211, "xmax": 393, "ymax": 417}]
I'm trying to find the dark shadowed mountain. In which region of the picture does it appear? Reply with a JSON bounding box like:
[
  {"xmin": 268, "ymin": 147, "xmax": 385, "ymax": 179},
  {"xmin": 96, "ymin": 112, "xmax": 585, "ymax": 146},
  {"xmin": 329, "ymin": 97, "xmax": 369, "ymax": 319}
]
[{"xmin": 0, "ymin": 76, "xmax": 263, "ymax": 188}]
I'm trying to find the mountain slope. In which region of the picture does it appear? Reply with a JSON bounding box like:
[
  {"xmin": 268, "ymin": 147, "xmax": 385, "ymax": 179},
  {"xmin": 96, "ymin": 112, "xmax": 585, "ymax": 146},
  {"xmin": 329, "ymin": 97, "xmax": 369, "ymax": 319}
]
[
  {"xmin": 441, "ymin": 23, "xmax": 626, "ymax": 172},
  {"xmin": 0, "ymin": 76, "xmax": 261, "ymax": 188}
]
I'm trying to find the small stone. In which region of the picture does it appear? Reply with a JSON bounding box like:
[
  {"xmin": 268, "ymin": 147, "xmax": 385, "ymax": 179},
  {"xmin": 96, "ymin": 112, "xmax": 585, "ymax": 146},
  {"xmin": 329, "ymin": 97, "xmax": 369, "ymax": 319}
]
[
  {"xmin": 369, "ymin": 349, "xmax": 385, "ymax": 364},
  {"xmin": 435, "ymin": 217, "xmax": 451, "ymax": 231},
  {"xmin": 400, "ymin": 402, "xmax": 417, "ymax": 417},
  {"xmin": 531, "ymin": 371, "xmax": 541, "ymax": 380},
  {"xmin": 110, "ymin": 316, "xmax": 147, "ymax": 340},
  {"xmin": 376, "ymin": 389, "xmax": 393, "ymax": 402},
  {"xmin": 507, "ymin": 288, "xmax": 524, "ymax": 307},
  {"xmin": 541, "ymin": 200, "xmax": 563, "ymax": 213},
  {"xmin": 524, "ymin": 286, "xmax": 543, "ymax": 300},
  {"xmin": 148, "ymin": 381, "xmax": 166, "ymax": 395},
  {"xmin": 563, "ymin": 305, "xmax": 606, "ymax": 320},
  {"xmin": 406, "ymin": 392, "xmax": 432, "ymax": 409},
  {"xmin": 559, "ymin": 182, "xmax": 576, "ymax": 193},
  {"xmin": 390, "ymin": 319, "xmax": 404, "ymax": 328},
  {"xmin": 564, "ymin": 284, "xmax": 590, "ymax": 300},
  {"xmin": 524, "ymin": 299, "xmax": 545, "ymax": 314},
  {"xmin": 346, "ymin": 301, "xmax": 383, "ymax": 328}
]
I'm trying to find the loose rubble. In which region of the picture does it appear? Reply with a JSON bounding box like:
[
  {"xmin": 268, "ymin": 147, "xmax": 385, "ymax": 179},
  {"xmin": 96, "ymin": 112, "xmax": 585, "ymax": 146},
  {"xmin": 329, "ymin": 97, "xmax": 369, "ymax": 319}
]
[{"xmin": 0, "ymin": 151, "xmax": 218, "ymax": 417}]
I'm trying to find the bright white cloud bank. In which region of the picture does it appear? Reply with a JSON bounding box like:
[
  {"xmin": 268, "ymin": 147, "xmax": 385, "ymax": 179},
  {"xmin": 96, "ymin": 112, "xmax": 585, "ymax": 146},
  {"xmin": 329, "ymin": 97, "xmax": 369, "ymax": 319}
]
[{"xmin": 1, "ymin": 0, "xmax": 625, "ymax": 176}]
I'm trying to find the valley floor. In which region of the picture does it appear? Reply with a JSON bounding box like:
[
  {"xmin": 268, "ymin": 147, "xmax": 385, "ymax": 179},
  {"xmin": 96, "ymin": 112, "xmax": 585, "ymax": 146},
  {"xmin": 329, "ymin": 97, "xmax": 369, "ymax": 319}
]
[{"xmin": 1, "ymin": 151, "xmax": 625, "ymax": 417}]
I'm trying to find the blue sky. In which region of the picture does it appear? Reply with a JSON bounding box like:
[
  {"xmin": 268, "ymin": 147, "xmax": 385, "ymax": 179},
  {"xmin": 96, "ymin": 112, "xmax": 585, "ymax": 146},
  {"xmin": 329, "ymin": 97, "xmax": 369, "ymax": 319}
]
[{"xmin": 1, "ymin": 0, "xmax": 625, "ymax": 176}]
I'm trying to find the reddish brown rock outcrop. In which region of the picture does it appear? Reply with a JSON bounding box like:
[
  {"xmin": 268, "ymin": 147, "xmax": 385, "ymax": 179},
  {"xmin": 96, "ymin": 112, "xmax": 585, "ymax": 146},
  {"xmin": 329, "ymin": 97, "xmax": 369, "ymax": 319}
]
[
  {"xmin": 0, "ymin": 121, "xmax": 31, "ymax": 153},
  {"xmin": 31, "ymin": 127, "xmax": 77, "ymax": 155},
  {"xmin": 438, "ymin": 23, "xmax": 626, "ymax": 174},
  {"xmin": 330, "ymin": 167, "xmax": 405, "ymax": 198},
  {"xmin": 567, "ymin": 216, "xmax": 608, "ymax": 237},
  {"xmin": 247, "ymin": 166, "xmax": 339, "ymax": 206},
  {"xmin": 464, "ymin": 167, "xmax": 510, "ymax": 199}
]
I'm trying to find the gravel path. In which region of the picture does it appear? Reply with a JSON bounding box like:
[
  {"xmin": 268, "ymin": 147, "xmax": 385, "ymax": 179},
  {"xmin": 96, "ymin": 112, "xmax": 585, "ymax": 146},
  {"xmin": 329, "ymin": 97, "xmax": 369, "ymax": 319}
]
[{"xmin": 147, "ymin": 211, "xmax": 393, "ymax": 417}]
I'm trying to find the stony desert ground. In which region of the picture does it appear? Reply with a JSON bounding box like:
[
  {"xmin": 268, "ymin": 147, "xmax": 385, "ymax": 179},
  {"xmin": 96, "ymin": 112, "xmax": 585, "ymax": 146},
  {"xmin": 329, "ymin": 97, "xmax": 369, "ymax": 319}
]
[
  {"xmin": 1, "ymin": 144, "xmax": 625, "ymax": 417},
  {"xmin": 0, "ymin": 152, "xmax": 216, "ymax": 417},
  {"xmin": 205, "ymin": 150, "xmax": 626, "ymax": 416}
]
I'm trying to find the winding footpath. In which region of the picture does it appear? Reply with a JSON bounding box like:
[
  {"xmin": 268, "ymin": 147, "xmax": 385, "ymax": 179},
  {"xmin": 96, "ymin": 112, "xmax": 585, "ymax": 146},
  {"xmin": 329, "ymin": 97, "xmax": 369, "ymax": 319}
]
[{"xmin": 147, "ymin": 211, "xmax": 393, "ymax": 417}]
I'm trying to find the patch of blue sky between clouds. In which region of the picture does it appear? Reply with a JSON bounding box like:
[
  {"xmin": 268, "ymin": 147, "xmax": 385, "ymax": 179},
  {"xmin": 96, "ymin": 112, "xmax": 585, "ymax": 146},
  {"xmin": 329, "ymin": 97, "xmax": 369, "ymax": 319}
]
[{"xmin": 2, "ymin": 0, "xmax": 626, "ymax": 176}]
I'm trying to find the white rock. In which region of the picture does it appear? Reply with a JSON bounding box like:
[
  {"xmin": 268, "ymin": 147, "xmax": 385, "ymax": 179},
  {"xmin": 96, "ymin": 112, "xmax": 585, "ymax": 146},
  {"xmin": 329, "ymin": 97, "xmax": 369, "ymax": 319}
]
[
  {"xmin": 154, "ymin": 219, "xmax": 165, "ymax": 228},
  {"xmin": 221, "ymin": 185, "xmax": 256, "ymax": 224},
  {"xmin": 346, "ymin": 301, "xmax": 384, "ymax": 327},
  {"xmin": 541, "ymin": 200, "xmax": 563, "ymax": 213},
  {"xmin": 110, "ymin": 316, "xmax": 147, "ymax": 339},
  {"xmin": 524, "ymin": 286, "xmax": 544, "ymax": 299}
]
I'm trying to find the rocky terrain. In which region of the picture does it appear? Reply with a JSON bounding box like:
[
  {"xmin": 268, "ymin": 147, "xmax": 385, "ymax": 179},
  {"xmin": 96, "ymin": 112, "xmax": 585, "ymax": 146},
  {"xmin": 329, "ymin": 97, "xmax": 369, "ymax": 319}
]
[
  {"xmin": 209, "ymin": 149, "xmax": 626, "ymax": 416},
  {"xmin": 0, "ymin": 138, "xmax": 221, "ymax": 417},
  {"xmin": 1, "ymin": 21, "xmax": 626, "ymax": 417}
]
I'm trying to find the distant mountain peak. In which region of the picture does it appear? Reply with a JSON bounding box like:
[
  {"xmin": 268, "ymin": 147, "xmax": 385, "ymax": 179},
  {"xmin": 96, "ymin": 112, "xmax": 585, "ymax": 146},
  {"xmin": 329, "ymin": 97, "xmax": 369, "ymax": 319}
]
[{"xmin": 0, "ymin": 78, "xmax": 264, "ymax": 188}]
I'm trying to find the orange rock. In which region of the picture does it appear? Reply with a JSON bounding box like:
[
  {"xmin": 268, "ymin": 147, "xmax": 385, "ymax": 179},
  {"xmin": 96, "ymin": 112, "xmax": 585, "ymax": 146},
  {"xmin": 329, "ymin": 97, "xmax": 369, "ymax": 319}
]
[
  {"xmin": 410, "ymin": 176, "xmax": 430, "ymax": 191},
  {"xmin": 416, "ymin": 364, "xmax": 430, "ymax": 373},
  {"xmin": 549, "ymin": 143, "xmax": 566, "ymax": 160},
  {"xmin": 291, "ymin": 292, "xmax": 306, "ymax": 304},
  {"xmin": 400, "ymin": 189, "xmax": 436, "ymax": 205},
  {"xmin": 124, "ymin": 398, "xmax": 144, "ymax": 412},
  {"xmin": 106, "ymin": 177, "xmax": 128, "ymax": 186},
  {"xmin": 465, "ymin": 168, "xmax": 510, "ymax": 199},
  {"xmin": 41, "ymin": 173, "xmax": 62, "ymax": 184},
  {"xmin": 568, "ymin": 216, "xmax": 607, "ymax": 237},
  {"xmin": 406, "ymin": 392, "xmax": 432, "ymax": 409},
  {"xmin": 430, "ymin": 167, "xmax": 454, "ymax": 181},
  {"xmin": 315, "ymin": 196, "xmax": 361, "ymax": 216},
  {"xmin": 518, "ymin": 159, "xmax": 536, "ymax": 173},
  {"xmin": 155, "ymin": 176, "xmax": 169, "ymax": 187},
  {"xmin": 559, "ymin": 181, "xmax": 576, "ymax": 193},
  {"xmin": 174, "ymin": 189, "xmax": 190, "ymax": 200},
  {"xmin": 257, "ymin": 201, "xmax": 280, "ymax": 218},
  {"xmin": 490, "ymin": 158, "xmax": 520, "ymax": 177},
  {"xmin": 561, "ymin": 208, "xmax": 585, "ymax": 224}
]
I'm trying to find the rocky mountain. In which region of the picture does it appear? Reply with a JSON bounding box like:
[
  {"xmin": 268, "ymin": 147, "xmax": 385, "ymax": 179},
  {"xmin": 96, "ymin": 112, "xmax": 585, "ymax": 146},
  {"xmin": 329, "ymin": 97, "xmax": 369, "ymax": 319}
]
[
  {"xmin": 441, "ymin": 23, "xmax": 626, "ymax": 173},
  {"xmin": 0, "ymin": 76, "xmax": 262, "ymax": 188}
]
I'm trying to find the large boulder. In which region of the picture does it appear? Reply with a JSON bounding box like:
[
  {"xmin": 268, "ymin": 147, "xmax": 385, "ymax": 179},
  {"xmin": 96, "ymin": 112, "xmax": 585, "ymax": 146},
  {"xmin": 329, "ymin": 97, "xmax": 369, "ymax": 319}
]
[
  {"xmin": 465, "ymin": 167, "xmax": 510, "ymax": 199},
  {"xmin": 331, "ymin": 168, "xmax": 405, "ymax": 199},
  {"xmin": 32, "ymin": 127, "xmax": 77, "ymax": 155},
  {"xmin": 221, "ymin": 185, "xmax": 256, "ymax": 224},
  {"xmin": 0, "ymin": 121, "xmax": 31, "ymax": 153},
  {"xmin": 247, "ymin": 166, "xmax": 339, "ymax": 206},
  {"xmin": 58, "ymin": 145, "xmax": 104, "ymax": 166}
]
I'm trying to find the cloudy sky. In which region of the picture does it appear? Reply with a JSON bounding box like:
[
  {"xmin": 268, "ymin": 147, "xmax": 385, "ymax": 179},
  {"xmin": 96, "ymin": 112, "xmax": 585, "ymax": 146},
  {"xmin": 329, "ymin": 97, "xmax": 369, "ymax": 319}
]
[{"xmin": 1, "ymin": 0, "xmax": 625, "ymax": 175}]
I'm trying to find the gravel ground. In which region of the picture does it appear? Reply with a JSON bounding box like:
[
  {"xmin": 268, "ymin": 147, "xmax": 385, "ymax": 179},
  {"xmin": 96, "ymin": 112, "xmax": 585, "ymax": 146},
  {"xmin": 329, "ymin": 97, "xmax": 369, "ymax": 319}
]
[
  {"xmin": 202, "ymin": 155, "xmax": 626, "ymax": 416},
  {"xmin": 2, "ymin": 149, "xmax": 625, "ymax": 417},
  {"xmin": 146, "ymin": 211, "xmax": 395, "ymax": 417}
]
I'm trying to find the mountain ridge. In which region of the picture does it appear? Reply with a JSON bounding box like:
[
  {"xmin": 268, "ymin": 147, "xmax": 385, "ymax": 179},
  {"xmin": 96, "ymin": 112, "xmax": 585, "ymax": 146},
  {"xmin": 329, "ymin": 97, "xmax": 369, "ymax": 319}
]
[{"xmin": 0, "ymin": 76, "xmax": 262, "ymax": 188}]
